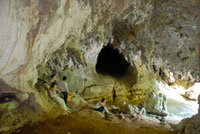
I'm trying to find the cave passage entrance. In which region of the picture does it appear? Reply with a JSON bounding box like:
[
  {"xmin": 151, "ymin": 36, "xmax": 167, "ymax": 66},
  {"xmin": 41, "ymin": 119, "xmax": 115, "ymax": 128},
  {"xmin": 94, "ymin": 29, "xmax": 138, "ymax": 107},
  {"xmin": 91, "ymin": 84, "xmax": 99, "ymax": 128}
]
[{"xmin": 96, "ymin": 43, "xmax": 130, "ymax": 77}]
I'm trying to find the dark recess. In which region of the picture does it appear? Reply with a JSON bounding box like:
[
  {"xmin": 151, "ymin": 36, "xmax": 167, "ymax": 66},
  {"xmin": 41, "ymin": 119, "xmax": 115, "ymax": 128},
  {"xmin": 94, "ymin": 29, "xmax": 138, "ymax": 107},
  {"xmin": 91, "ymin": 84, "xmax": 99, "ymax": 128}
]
[{"xmin": 96, "ymin": 43, "xmax": 130, "ymax": 77}]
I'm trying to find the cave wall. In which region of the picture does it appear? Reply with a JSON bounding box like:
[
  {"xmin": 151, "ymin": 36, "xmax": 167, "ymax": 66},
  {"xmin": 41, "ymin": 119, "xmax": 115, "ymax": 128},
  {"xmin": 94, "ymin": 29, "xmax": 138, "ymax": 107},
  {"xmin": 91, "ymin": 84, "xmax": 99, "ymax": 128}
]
[
  {"xmin": 0, "ymin": 0, "xmax": 200, "ymax": 133},
  {"xmin": 0, "ymin": 0, "xmax": 151, "ymax": 132},
  {"xmin": 0, "ymin": 0, "xmax": 153, "ymax": 91},
  {"xmin": 112, "ymin": 0, "xmax": 199, "ymax": 80}
]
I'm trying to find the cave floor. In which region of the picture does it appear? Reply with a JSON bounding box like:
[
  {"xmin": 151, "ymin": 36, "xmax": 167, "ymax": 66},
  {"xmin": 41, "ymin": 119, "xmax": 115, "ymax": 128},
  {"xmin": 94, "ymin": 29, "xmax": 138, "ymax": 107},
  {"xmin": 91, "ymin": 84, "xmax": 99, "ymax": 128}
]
[{"xmin": 13, "ymin": 113, "xmax": 175, "ymax": 134}]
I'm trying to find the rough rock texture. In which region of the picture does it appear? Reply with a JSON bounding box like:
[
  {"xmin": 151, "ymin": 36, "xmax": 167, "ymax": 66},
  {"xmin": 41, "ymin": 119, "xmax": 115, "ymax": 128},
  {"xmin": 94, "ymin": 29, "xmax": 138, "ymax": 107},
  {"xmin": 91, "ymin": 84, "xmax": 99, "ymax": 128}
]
[
  {"xmin": 0, "ymin": 0, "xmax": 200, "ymax": 133},
  {"xmin": 115, "ymin": 0, "xmax": 199, "ymax": 80},
  {"xmin": 144, "ymin": 92, "xmax": 168, "ymax": 116},
  {"xmin": 0, "ymin": 79, "xmax": 67, "ymax": 132},
  {"xmin": 119, "ymin": 101, "xmax": 146, "ymax": 116},
  {"xmin": 176, "ymin": 113, "xmax": 200, "ymax": 134}
]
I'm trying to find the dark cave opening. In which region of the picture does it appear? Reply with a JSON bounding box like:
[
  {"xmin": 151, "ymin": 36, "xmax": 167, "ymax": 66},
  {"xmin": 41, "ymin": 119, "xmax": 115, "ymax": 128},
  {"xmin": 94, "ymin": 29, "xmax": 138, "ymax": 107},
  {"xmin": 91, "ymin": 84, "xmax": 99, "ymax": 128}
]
[{"xmin": 96, "ymin": 43, "xmax": 130, "ymax": 77}]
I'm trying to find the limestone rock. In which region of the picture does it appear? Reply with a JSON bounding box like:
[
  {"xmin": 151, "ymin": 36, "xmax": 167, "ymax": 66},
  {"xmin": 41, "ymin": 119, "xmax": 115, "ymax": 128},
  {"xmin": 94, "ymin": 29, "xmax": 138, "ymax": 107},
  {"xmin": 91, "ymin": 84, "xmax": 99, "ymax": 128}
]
[
  {"xmin": 169, "ymin": 72, "xmax": 175, "ymax": 84},
  {"xmin": 119, "ymin": 101, "xmax": 145, "ymax": 117},
  {"xmin": 144, "ymin": 92, "xmax": 168, "ymax": 116},
  {"xmin": 176, "ymin": 113, "xmax": 200, "ymax": 134},
  {"xmin": 0, "ymin": 0, "xmax": 200, "ymax": 133},
  {"xmin": 0, "ymin": 79, "xmax": 66, "ymax": 133},
  {"xmin": 82, "ymin": 85, "xmax": 113, "ymax": 100}
]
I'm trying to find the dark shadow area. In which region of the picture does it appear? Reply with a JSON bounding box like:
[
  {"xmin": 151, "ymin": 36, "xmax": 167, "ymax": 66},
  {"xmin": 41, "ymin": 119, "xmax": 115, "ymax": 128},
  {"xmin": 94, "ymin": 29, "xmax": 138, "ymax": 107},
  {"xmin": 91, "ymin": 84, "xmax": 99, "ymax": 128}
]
[
  {"xmin": 0, "ymin": 79, "xmax": 18, "ymax": 103},
  {"xmin": 0, "ymin": 93, "xmax": 17, "ymax": 103},
  {"xmin": 96, "ymin": 43, "xmax": 130, "ymax": 77}
]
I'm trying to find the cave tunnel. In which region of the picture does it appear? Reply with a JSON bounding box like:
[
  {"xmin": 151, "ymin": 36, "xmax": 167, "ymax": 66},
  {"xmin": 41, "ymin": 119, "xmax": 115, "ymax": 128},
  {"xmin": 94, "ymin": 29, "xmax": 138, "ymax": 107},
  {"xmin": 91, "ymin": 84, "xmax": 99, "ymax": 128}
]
[{"xmin": 96, "ymin": 42, "xmax": 130, "ymax": 77}]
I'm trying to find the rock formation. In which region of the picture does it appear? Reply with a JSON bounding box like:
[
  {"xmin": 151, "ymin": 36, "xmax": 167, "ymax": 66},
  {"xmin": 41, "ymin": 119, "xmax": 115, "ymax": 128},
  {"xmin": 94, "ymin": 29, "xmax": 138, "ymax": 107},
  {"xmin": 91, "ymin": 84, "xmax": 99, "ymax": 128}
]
[
  {"xmin": 0, "ymin": 0, "xmax": 200, "ymax": 133},
  {"xmin": 144, "ymin": 92, "xmax": 168, "ymax": 116}
]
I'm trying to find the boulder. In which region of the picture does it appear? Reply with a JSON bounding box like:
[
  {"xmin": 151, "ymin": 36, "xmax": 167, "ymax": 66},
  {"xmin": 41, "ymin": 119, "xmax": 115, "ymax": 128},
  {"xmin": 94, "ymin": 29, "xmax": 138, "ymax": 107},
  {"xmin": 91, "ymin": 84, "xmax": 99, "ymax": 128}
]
[
  {"xmin": 144, "ymin": 92, "xmax": 168, "ymax": 116},
  {"xmin": 119, "ymin": 101, "xmax": 145, "ymax": 117}
]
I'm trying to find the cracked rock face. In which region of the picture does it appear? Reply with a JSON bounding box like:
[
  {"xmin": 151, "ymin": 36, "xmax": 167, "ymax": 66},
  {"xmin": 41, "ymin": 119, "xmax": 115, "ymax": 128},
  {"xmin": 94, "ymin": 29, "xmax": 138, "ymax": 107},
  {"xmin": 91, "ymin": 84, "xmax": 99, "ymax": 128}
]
[{"xmin": 0, "ymin": 0, "xmax": 200, "ymax": 133}]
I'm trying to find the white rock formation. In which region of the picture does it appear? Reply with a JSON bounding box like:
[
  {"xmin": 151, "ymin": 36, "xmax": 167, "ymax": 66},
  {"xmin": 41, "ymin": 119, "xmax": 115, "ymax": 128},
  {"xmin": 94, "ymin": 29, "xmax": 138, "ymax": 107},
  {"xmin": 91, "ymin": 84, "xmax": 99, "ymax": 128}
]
[{"xmin": 144, "ymin": 92, "xmax": 168, "ymax": 116}]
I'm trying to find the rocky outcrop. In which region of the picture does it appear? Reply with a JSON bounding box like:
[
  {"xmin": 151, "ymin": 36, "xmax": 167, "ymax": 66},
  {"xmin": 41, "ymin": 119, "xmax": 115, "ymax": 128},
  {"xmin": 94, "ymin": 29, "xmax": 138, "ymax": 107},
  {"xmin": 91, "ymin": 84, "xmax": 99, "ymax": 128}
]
[
  {"xmin": 176, "ymin": 113, "xmax": 200, "ymax": 134},
  {"xmin": 0, "ymin": 79, "xmax": 66, "ymax": 132},
  {"xmin": 143, "ymin": 92, "xmax": 168, "ymax": 116},
  {"xmin": 0, "ymin": 0, "xmax": 198, "ymax": 94},
  {"xmin": 0, "ymin": 0, "xmax": 150, "ymax": 132},
  {"xmin": 119, "ymin": 101, "xmax": 146, "ymax": 116}
]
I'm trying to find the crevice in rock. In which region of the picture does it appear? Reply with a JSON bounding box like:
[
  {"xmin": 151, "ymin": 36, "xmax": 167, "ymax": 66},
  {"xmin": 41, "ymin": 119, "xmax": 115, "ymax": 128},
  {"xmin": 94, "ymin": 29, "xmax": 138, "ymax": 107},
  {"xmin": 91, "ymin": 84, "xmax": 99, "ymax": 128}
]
[
  {"xmin": 112, "ymin": 80, "xmax": 117, "ymax": 105},
  {"xmin": 0, "ymin": 93, "xmax": 17, "ymax": 103},
  {"xmin": 81, "ymin": 84, "xmax": 98, "ymax": 96}
]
